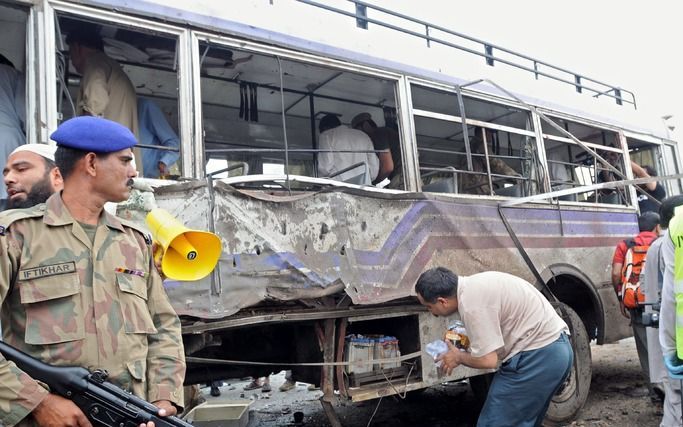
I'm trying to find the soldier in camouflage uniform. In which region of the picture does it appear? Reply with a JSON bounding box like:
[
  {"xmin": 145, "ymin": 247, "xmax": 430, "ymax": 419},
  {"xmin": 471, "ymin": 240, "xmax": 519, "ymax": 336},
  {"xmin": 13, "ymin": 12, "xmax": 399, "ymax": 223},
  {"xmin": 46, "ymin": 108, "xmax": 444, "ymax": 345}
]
[{"xmin": 0, "ymin": 117, "xmax": 185, "ymax": 427}]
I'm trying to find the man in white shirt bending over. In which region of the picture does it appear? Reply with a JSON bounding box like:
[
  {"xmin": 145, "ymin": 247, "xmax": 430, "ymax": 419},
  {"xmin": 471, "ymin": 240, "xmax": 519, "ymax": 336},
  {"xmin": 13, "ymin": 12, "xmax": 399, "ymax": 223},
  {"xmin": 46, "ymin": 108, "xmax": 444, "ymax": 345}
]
[
  {"xmin": 317, "ymin": 114, "xmax": 378, "ymax": 185},
  {"xmin": 415, "ymin": 267, "xmax": 573, "ymax": 427}
]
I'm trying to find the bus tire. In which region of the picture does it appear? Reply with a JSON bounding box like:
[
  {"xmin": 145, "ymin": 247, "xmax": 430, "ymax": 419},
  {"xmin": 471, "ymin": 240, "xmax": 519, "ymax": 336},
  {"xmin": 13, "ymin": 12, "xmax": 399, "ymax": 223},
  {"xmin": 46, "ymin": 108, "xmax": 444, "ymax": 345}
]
[{"xmin": 544, "ymin": 303, "xmax": 592, "ymax": 424}]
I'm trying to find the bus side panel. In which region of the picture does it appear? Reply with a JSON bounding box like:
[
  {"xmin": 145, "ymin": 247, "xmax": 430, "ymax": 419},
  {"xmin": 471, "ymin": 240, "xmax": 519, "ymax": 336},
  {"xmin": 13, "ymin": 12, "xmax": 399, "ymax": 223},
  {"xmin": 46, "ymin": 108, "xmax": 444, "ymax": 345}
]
[
  {"xmin": 417, "ymin": 311, "xmax": 492, "ymax": 385},
  {"xmin": 130, "ymin": 182, "xmax": 638, "ymax": 323}
]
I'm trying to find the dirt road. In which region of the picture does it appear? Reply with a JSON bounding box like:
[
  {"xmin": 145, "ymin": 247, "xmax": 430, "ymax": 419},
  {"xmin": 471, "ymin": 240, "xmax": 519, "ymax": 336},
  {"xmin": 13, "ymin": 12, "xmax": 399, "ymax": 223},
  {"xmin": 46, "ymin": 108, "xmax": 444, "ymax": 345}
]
[{"xmin": 204, "ymin": 337, "xmax": 662, "ymax": 426}]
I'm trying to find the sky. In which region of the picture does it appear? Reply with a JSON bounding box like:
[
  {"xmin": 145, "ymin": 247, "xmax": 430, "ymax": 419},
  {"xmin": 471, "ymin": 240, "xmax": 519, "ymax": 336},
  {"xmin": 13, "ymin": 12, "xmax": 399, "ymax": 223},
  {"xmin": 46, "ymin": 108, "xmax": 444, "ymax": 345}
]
[{"xmin": 369, "ymin": 0, "xmax": 683, "ymax": 140}]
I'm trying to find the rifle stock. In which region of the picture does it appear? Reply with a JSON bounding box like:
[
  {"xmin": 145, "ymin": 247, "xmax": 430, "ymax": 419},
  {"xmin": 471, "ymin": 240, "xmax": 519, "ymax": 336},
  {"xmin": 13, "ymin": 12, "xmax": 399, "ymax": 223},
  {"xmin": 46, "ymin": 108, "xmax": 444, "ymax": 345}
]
[{"xmin": 0, "ymin": 340, "xmax": 192, "ymax": 427}]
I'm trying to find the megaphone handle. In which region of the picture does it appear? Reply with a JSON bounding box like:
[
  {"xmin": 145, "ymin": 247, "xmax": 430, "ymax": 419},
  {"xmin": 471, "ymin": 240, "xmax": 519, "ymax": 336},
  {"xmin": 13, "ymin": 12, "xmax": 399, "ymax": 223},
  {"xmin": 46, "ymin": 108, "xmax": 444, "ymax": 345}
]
[{"xmin": 152, "ymin": 242, "xmax": 166, "ymax": 280}]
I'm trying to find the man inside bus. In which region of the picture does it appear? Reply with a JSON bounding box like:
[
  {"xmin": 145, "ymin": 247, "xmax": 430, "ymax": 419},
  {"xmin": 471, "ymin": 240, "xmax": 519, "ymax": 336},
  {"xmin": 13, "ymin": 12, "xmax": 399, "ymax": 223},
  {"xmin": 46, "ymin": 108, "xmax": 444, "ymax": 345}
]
[
  {"xmin": 138, "ymin": 97, "xmax": 180, "ymax": 179},
  {"xmin": 66, "ymin": 26, "xmax": 143, "ymax": 175},
  {"xmin": 611, "ymin": 211, "xmax": 661, "ymax": 397},
  {"xmin": 597, "ymin": 145, "xmax": 663, "ymax": 209},
  {"xmin": 0, "ymin": 117, "xmax": 185, "ymax": 427},
  {"xmin": 317, "ymin": 114, "xmax": 379, "ymax": 185},
  {"xmin": 634, "ymin": 164, "xmax": 666, "ymax": 213},
  {"xmin": 0, "ymin": 53, "xmax": 27, "ymax": 210},
  {"xmin": 351, "ymin": 112, "xmax": 398, "ymax": 186},
  {"xmin": 415, "ymin": 267, "xmax": 573, "ymax": 426},
  {"xmin": 458, "ymin": 127, "xmax": 521, "ymax": 195},
  {"xmin": 3, "ymin": 144, "xmax": 63, "ymax": 209}
]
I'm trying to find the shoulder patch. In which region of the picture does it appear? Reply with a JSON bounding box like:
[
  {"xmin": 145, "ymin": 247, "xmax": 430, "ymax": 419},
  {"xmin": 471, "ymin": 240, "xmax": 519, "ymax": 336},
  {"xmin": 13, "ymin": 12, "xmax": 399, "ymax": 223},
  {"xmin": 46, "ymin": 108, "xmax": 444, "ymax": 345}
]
[
  {"xmin": 0, "ymin": 204, "xmax": 47, "ymax": 230},
  {"xmin": 118, "ymin": 217, "xmax": 153, "ymax": 245}
]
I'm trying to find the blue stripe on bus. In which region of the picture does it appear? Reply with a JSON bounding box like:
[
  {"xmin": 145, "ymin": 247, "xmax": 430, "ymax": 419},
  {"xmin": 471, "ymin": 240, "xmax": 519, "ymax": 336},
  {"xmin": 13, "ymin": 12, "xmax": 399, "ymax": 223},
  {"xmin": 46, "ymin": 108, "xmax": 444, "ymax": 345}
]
[{"xmin": 352, "ymin": 201, "xmax": 636, "ymax": 265}]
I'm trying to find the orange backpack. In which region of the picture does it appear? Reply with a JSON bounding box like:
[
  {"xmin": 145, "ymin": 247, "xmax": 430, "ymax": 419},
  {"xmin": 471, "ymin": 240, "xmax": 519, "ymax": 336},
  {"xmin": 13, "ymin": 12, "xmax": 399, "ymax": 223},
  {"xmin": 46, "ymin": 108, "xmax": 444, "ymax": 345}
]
[{"xmin": 620, "ymin": 238, "xmax": 654, "ymax": 309}]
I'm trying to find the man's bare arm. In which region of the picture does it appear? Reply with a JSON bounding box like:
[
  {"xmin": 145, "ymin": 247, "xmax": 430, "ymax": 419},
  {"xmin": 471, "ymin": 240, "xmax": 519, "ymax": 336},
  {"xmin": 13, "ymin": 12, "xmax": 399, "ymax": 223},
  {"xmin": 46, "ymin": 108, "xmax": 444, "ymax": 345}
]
[{"xmin": 437, "ymin": 341, "xmax": 499, "ymax": 375}]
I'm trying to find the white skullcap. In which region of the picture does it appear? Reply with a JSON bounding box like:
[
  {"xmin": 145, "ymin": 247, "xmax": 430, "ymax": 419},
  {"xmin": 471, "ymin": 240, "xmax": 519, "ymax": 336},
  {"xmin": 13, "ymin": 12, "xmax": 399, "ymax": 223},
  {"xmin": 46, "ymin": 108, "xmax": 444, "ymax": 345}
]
[{"xmin": 10, "ymin": 144, "xmax": 57, "ymax": 162}]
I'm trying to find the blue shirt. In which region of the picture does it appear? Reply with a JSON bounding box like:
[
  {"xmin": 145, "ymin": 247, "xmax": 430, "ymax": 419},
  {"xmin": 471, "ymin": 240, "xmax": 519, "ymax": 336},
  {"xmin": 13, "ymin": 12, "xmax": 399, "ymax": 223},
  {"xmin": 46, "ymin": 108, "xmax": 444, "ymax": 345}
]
[
  {"xmin": 0, "ymin": 64, "xmax": 26, "ymax": 200},
  {"xmin": 137, "ymin": 98, "xmax": 180, "ymax": 178}
]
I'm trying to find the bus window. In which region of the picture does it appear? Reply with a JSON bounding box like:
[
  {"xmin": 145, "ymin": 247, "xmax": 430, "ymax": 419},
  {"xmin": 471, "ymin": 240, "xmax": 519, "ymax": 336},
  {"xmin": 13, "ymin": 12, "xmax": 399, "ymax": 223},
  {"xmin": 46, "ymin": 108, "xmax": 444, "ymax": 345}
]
[
  {"xmin": 56, "ymin": 14, "xmax": 182, "ymax": 179},
  {"xmin": 0, "ymin": 3, "xmax": 28, "ymax": 209},
  {"xmin": 411, "ymin": 84, "xmax": 539, "ymax": 197},
  {"xmin": 629, "ymin": 139, "xmax": 660, "ymax": 181},
  {"xmin": 629, "ymin": 137, "xmax": 677, "ymax": 200},
  {"xmin": 663, "ymin": 143, "xmax": 683, "ymax": 195},
  {"xmin": 542, "ymin": 117, "xmax": 627, "ymax": 204},
  {"xmin": 197, "ymin": 40, "xmax": 402, "ymax": 188}
]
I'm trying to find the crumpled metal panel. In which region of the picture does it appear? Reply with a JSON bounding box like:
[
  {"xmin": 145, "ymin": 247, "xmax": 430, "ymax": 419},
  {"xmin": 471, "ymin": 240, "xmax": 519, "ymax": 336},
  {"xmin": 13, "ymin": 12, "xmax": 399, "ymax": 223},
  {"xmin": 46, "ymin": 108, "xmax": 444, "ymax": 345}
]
[{"xmin": 118, "ymin": 179, "xmax": 637, "ymax": 320}]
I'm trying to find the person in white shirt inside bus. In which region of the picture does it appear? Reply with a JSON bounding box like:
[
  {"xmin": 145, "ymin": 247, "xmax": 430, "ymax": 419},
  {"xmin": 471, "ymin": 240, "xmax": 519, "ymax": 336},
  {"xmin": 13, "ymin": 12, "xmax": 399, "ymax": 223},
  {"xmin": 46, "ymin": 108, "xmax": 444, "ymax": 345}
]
[
  {"xmin": 415, "ymin": 267, "xmax": 573, "ymax": 427},
  {"xmin": 317, "ymin": 114, "xmax": 378, "ymax": 185}
]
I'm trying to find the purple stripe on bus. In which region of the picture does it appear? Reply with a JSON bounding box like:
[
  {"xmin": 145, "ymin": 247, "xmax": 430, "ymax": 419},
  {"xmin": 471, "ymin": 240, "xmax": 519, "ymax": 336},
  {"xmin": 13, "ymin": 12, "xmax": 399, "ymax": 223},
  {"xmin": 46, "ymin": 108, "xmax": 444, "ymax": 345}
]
[
  {"xmin": 354, "ymin": 202, "xmax": 636, "ymax": 266},
  {"xmin": 354, "ymin": 234, "xmax": 624, "ymax": 286},
  {"xmin": 410, "ymin": 199, "xmax": 637, "ymax": 225},
  {"xmin": 221, "ymin": 199, "xmax": 637, "ymax": 289}
]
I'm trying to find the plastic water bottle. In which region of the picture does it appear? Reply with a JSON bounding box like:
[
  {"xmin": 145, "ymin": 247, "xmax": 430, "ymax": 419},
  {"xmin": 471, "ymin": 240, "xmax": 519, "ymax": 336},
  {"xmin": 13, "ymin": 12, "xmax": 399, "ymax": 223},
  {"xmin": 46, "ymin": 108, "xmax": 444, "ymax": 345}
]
[{"xmin": 445, "ymin": 320, "xmax": 470, "ymax": 351}]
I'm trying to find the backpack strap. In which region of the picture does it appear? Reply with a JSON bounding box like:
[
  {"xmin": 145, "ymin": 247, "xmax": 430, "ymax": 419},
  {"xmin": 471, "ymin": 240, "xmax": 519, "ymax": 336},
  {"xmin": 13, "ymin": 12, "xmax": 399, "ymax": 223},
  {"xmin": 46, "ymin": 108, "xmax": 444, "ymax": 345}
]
[{"xmin": 624, "ymin": 238, "xmax": 637, "ymax": 250}]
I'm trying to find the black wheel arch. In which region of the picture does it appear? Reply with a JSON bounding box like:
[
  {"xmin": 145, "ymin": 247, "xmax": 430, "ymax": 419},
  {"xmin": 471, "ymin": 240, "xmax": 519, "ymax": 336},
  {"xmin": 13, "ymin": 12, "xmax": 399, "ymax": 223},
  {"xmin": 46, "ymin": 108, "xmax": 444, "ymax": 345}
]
[{"xmin": 540, "ymin": 263, "xmax": 605, "ymax": 343}]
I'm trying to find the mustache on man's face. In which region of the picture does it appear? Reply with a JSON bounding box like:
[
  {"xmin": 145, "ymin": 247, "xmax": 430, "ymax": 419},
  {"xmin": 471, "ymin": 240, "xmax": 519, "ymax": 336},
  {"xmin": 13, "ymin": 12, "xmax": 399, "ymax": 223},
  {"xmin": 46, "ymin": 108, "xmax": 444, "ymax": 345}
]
[{"xmin": 126, "ymin": 179, "xmax": 135, "ymax": 188}]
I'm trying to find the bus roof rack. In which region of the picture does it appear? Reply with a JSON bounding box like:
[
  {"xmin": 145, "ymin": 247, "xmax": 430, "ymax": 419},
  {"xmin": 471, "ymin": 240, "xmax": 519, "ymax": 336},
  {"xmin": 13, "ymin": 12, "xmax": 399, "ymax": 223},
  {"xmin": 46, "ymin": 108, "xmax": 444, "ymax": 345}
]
[{"xmin": 295, "ymin": 0, "xmax": 637, "ymax": 109}]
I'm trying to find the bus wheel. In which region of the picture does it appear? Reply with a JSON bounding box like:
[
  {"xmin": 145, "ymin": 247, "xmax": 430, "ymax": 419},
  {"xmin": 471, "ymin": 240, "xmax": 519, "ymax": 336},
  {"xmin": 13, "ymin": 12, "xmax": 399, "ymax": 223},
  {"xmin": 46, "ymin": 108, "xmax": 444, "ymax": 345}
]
[{"xmin": 545, "ymin": 303, "xmax": 592, "ymax": 424}]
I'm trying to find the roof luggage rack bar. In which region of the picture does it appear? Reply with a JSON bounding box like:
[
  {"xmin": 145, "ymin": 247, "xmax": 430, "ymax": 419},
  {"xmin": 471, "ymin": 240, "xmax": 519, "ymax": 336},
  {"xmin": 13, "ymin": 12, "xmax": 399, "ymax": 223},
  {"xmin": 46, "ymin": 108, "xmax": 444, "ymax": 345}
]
[{"xmin": 295, "ymin": 0, "xmax": 637, "ymax": 109}]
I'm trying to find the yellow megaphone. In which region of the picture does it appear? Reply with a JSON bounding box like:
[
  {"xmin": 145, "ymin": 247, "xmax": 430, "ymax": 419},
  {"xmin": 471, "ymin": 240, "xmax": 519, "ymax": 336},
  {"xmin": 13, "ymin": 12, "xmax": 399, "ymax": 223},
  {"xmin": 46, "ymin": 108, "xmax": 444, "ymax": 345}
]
[{"xmin": 145, "ymin": 208, "xmax": 222, "ymax": 281}]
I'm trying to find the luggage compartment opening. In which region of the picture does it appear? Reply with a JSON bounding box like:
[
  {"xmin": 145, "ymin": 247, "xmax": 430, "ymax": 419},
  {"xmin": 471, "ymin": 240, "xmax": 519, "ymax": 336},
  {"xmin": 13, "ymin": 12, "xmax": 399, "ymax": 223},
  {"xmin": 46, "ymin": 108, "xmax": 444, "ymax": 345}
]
[{"xmin": 343, "ymin": 314, "xmax": 422, "ymax": 392}]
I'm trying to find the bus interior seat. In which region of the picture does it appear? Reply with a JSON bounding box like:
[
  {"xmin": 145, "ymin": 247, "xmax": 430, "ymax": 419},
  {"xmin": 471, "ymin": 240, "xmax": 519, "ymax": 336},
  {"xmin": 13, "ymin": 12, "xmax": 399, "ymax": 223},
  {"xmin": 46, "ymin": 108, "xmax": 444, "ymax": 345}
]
[
  {"xmin": 328, "ymin": 162, "xmax": 370, "ymax": 186},
  {"xmin": 422, "ymin": 166, "xmax": 458, "ymax": 194},
  {"xmin": 423, "ymin": 176, "xmax": 456, "ymax": 193},
  {"xmin": 495, "ymin": 183, "xmax": 523, "ymax": 197},
  {"xmin": 598, "ymin": 192, "xmax": 621, "ymax": 205},
  {"xmin": 206, "ymin": 161, "xmax": 250, "ymax": 178},
  {"xmin": 343, "ymin": 169, "xmax": 368, "ymax": 185},
  {"xmin": 557, "ymin": 193, "xmax": 578, "ymax": 202}
]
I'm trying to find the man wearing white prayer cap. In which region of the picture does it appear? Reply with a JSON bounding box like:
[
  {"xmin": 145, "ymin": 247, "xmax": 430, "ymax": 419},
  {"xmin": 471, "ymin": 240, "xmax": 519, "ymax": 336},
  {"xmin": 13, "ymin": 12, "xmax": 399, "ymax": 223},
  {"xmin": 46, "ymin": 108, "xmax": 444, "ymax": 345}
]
[{"xmin": 3, "ymin": 143, "xmax": 63, "ymax": 209}]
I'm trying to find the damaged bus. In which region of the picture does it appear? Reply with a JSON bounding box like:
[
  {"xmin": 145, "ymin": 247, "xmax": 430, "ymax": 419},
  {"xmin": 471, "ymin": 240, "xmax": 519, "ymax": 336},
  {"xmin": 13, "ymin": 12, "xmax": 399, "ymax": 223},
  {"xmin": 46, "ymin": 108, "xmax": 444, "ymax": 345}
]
[{"xmin": 3, "ymin": 0, "xmax": 681, "ymax": 423}]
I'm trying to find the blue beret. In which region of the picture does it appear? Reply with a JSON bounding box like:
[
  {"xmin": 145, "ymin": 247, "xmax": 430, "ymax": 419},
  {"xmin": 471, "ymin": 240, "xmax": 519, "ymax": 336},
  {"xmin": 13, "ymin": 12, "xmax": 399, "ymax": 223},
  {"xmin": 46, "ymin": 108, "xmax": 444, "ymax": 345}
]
[{"xmin": 50, "ymin": 116, "xmax": 137, "ymax": 152}]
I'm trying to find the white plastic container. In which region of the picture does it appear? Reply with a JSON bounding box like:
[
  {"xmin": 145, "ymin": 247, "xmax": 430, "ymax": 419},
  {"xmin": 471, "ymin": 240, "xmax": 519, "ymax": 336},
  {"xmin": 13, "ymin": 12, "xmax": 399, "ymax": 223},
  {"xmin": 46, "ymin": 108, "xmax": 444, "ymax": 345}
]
[
  {"xmin": 373, "ymin": 336, "xmax": 401, "ymax": 370},
  {"xmin": 345, "ymin": 335, "xmax": 375, "ymax": 374},
  {"xmin": 183, "ymin": 401, "xmax": 251, "ymax": 427}
]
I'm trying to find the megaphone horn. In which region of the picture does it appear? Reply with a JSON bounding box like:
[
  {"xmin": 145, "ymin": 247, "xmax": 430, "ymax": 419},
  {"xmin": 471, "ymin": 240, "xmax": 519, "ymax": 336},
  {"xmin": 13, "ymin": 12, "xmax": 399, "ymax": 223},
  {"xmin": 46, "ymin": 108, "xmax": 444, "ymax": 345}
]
[{"xmin": 145, "ymin": 208, "xmax": 222, "ymax": 281}]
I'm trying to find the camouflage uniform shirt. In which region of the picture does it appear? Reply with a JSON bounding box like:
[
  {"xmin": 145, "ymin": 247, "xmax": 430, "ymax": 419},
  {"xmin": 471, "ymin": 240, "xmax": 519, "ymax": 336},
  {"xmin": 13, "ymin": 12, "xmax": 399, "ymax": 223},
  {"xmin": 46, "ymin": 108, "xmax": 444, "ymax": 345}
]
[{"xmin": 0, "ymin": 193, "xmax": 185, "ymax": 426}]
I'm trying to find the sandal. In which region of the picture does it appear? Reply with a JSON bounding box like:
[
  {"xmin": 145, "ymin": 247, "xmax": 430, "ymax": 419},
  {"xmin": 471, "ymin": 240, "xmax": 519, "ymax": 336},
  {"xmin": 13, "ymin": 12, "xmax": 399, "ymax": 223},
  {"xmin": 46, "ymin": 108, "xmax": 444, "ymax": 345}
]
[{"xmin": 243, "ymin": 380, "xmax": 262, "ymax": 391}]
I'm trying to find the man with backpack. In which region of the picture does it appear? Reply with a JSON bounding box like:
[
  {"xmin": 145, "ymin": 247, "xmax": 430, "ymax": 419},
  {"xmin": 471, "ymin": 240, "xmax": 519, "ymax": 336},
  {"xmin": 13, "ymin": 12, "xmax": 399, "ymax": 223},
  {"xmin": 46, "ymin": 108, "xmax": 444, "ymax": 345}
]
[{"xmin": 611, "ymin": 211, "xmax": 661, "ymax": 397}]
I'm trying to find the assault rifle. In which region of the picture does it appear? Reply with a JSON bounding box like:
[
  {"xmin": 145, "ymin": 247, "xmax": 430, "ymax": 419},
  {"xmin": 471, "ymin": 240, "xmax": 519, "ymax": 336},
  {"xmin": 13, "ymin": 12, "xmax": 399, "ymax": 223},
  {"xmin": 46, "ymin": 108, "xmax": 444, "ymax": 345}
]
[{"xmin": 0, "ymin": 340, "xmax": 192, "ymax": 427}]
